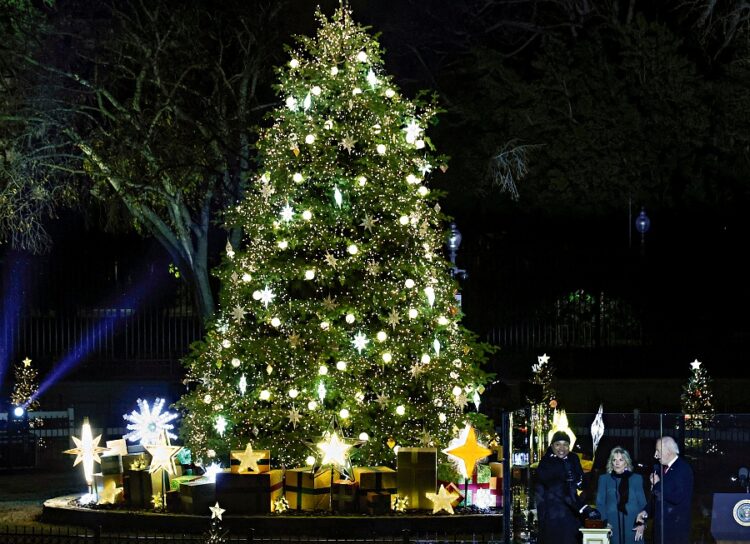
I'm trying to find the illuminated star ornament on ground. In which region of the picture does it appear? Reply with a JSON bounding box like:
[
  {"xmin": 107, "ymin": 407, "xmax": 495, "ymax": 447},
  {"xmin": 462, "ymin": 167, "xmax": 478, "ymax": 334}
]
[
  {"xmin": 144, "ymin": 432, "xmax": 182, "ymax": 475},
  {"xmin": 442, "ymin": 424, "xmax": 491, "ymax": 479},
  {"xmin": 123, "ymin": 398, "xmax": 178, "ymax": 445},
  {"xmin": 308, "ymin": 419, "xmax": 363, "ymax": 480},
  {"xmin": 63, "ymin": 417, "xmax": 108, "ymax": 486},
  {"xmin": 426, "ymin": 484, "xmax": 460, "ymax": 514}
]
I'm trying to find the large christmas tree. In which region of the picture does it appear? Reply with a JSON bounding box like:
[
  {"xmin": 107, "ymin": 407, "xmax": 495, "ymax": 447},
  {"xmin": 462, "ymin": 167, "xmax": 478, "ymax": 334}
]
[{"xmin": 178, "ymin": 6, "xmax": 492, "ymax": 468}]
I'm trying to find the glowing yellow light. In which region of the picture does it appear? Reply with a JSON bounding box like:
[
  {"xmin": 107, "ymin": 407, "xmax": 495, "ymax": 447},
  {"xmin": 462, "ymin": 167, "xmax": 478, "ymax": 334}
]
[
  {"xmin": 232, "ymin": 443, "xmax": 266, "ymax": 473},
  {"xmin": 421, "ymin": 354, "xmax": 431, "ymax": 364},
  {"xmin": 317, "ymin": 431, "xmax": 353, "ymax": 468},
  {"xmin": 336, "ymin": 361, "xmax": 348, "ymax": 371},
  {"xmin": 288, "ymin": 388, "xmax": 299, "ymax": 398},
  {"xmin": 302, "ymin": 210, "xmax": 312, "ymax": 220},
  {"xmin": 427, "ymin": 484, "xmax": 460, "ymax": 515},
  {"xmin": 443, "ymin": 425, "xmax": 492, "ymax": 479},
  {"xmin": 278, "ymin": 240, "xmax": 288, "ymax": 249},
  {"xmin": 306, "ymin": 455, "xmax": 316, "ymax": 466},
  {"xmin": 357, "ymin": 176, "xmax": 367, "ymax": 186},
  {"xmin": 271, "ymin": 317, "xmax": 281, "ymax": 328},
  {"xmin": 359, "ymin": 432, "xmax": 369, "ymax": 441},
  {"xmin": 260, "ymin": 390, "xmax": 271, "ymax": 401},
  {"xmin": 293, "ymin": 172, "xmax": 303, "ymax": 182},
  {"xmin": 339, "ymin": 408, "xmax": 350, "ymax": 419},
  {"xmin": 548, "ymin": 408, "xmax": 577, "ymax": 449},
  {"xmin": 408, "ymin": 308, "xmax": 418, "ymax": 319},
  {"xmin": 376, "ymin": 144, "xmax": 386, "ymax": 154},
  {"xmin": 396, "ymin": 405, "xmax": 406, "ymax": 416},
  {"xmin": 405, "ymin": 279, "xmax": 415, "ymax": 288},
  {"xmin": 63, "ymin": 417, "xmax": 106, "ymax": 487},
  {"xmin": 382, "ymin": 352, "xmax": 392, "ymax": 363},
  {"xmin": 319, "ymin": 365, "xmax": 329, "ymax": 375},
  {"xmin": 266, "ymin": 364, "xmax": 274, "ymax": 375},
  {"xmin": 305, "ymin": 269, "xmax": 316, "ymax": 280},
  {"xmin": 376, "ymin": 331, "xmax": 387, "ymax": 342},
  {"xmin": 347, "ymin": 244, "xmax": 358, "ymax": 255}
]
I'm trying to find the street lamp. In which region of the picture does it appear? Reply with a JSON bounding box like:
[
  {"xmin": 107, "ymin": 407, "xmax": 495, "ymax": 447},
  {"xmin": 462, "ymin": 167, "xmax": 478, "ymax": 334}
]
[
  {"xmin": 635, "ymin": 207, "xmax": 651, "ymax": 254},
  {"xmin": 446, "ymin": 222, "xmax": 467, "ymax": 280}
]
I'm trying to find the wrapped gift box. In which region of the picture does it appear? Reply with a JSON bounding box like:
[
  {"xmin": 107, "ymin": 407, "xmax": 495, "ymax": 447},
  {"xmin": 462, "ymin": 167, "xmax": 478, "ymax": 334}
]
[
  {"xmin": 397, "ymin": 447, "xmax": 436, "ymax": 510},
  {"xmin": 438, "ymin": 481, "xmax": 464, "ymax": 508},
  {"xmin": 489, "ymin": 476, "xmax": 503, "ymax": 508},
  {"xmin": 165, "ymin": 489, "xmax": 181, "ymax": 512},
  {"xmin": 353, "ymin": 466, "xmax": 396, "ymax": 493},
  {"xmin": 123, "ymin": 453, "xmax": 149, "ymax": 471},
  {"xmin": 179, "ymin": 477, "xmax": 216, "ymax": 515},
  {"xmin": 331, "ymin": 479, "xmax": 358, "ymax": 513},
  {"xmin": 100, "ymin": 454, "xmax": 123, "ymax": 475},
  {"xmin": 94, "ymin": 472, "xmax": 124, "ymax": 504},
  {"xmin": 284, "ymin": 468, "xmax": 332, "ymax": 511},
  {"xmin": 366, "ymin": 491, "xmax": 391, "ymax": 515},
  {"xmin": 106, "ymin": 439, "xmax": 128, "ymax": 457},
  {"xmin": 230, "ymin": 449, "xmax": 271, "ymax": 473},
  {"xmin": 124, "ymin": 469, "xmax": 165, "ymax": 508},
  {"xmin": 489, "ymin": 461, "xmax": 502, "ymax": 478},
  {"xmin": 215, "ymin": 470, "xmax": 283, "ymax": 514},
  {"xmin": 463, "ymin": 464, "xmax": 491, "ymax": 506}
]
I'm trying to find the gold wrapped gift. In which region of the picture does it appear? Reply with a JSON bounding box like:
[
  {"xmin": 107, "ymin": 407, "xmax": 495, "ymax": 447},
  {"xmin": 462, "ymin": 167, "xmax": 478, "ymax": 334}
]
[
  {"xmin": 125, "ymin": 469, "xmax": 164, "ymax": 508},
  {"xmin": 397, "ymin": 448, "xmax": 436, "ymax": 510},
  {"xmin": 284, "ymin": 468, "xmax": 332, "ymax": 511},
  {"xmin": 215, "ymin": 470, "xmax": 283, "ymax": 514},
  {"xmin": 353, "ymin": 466, "xmax": 397, "ymax": 492}
]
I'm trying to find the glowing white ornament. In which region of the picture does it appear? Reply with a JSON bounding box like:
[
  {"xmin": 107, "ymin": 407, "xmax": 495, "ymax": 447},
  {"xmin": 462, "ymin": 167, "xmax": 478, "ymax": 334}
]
[
  {"xmin": 396, "ymin": 405, "xmax": 406, "ymax": 416},
  {"xmin": 123, "ymin": 398, "xmax": 178, "ymax": 445},
  {"xmin": 302, "ymin": 210, "xmax": 312, "ymax": 220},
  {"xmin": 259, "ymin": 286, "xmax": 275, "ymax": 307},
  {"xmin": 285, "ymin": 96, "xmax": 298, "ymax": 110},
  {"xmin": 305, "ymin": 133, "xmax": 315, "ymax": 144},
  {"xmin": 404, "ymin": 120, "xmax": 422, "ymax": 144},
  {"xmin": 222, "ymin": 339, "xmax": 231, "ymax": 348},
  {"xmin": 334, "ymin": 186, "xmax": 343, "ymax": 207},
  {"xmin": 347, "ymin": 244, "xmax": 358, "ymax": 255},
  {"xmin": 385, "ymin": 88, "xmax": 395, "ymax": 98},
  {"xmin": 278, "ymin": 240, "xmax": 288, "ymax": 249},
  {"xmin": 336, "ymin": 360, "xmax": 348, "ymax": 371},
  {"xmin": 433, "ymin": 338, "xmax": 441, "ymax": 356},
  {"xmin": 352, "ymin": 332, "xmax": 369, "ymax": 353},
  {"xmin": 266, "ymin": 364, "xmax": 273, "ymax": 375},
  {"xmin": 366, "ymin": 69, "xmax": 378, "ymax": 86},
  {"xmin": 353, "ymin": 87, "xmax": 362, "ymax": 95},
  {"xmin": 306, "ymin": 455, "xmax": 316, "ymax": 466},
  {"xmin": 339, "ymin": 408, "xmax": 350, "ymax": 419},
  {"xmin": 452, "ymin": 386, "xmax": 463, "ymax": 397},
  {"xmin": 418, "ymin": 186, "xmax": 429, "ymax": 196},
  {"xmin": 472, "ymin": 390, "xmax": 481, "ymax": 410},
  {"xmin": 320, "ymin": 321, "xmax": 329, "ymax": 330},
  {"xmin": 355, "ymin": 392, "xmax": 365, "ymax": 403},
  {"xmin": 359, "ymin": 432, "xmax": 369, "ymax": 441},
  {"xmin": 252, "ymin": 290, "xmax": 262, "ymax": 300},
  {"xmin": 376, "ymin": 331, "xmax": 387, "ymax": 342},
  {"xmin": 439, "ymin": 413, "xmax": 447, "ymax": 423},
  {"xmin": 357, "ymin": 175, "xmax": 367, "ymax": 186},
  {"xmin": 421, "ymin": 354, "xmax": 431, "ymax": 364},
  {"xmin": 406, "ymin": 174, "xmax": 418, "ymax": 184},
  {"xmin": 308, "ymin": 400, "xmax": 318, "ymax": 410},
  {"xmin": 215, "ymin": 416, "xmax": 227, "ymax": 436},
  {"xmin": 305, "ymin": 269, "xmax": 316, "ymax": 280},
  {"xmin": 203, "ymin": 394, "xmax": 212, "ymax": 404},
  {"xmin": 270, "ymin": 317, "xmax": 281, "ymax": 328},
  {"xmin": 357, "ymin": 51, "xmax": 368, "ymax": 62},
  {"xmin": 205, "ymin": 462, "xmax": 222, "ymax": 482},
  {"xmin": 399, "ymin": 215, "xmax": 409, "ymax": 225},
  {"xmin": 330, "ymin": 66, "xmax": 339, "ymax": 76},
  {"xmin": 317, "ymin": 381, "xmax": 327, "ymax": 401},
  {"xmin": 424, "ymin": 286, "xmax": 435, "ymax": 307},
  {"xmin": 293, "ymin": 172, "xmax": 304, "ymax": 183},
  {"xmin": 318, "ymin": 365, "xmax": 329, "ymax": 375},
  {"xmin": 289, "ymin": 59, "xmax": 299, "ymax": 68},
  {"xmin": 303, "ymin": 93, "xmax": 311, "ymax": 111},
  {"xmin": 376, "ymin": 144, "xmax": 386, "ymax": 155},
  {"xmin": 405, "ymin": 279, "xmax": 415, "ymax": 289},
  {"xmin": 438, "ymin": 316, "xmax": 449, "ymax": 325},
  {"xmin": 288, "ymin": 388, "xmax": 299, "ymax": 398},
  {"xmin": 241, "ymin": 273, "xmax": 251, "ymax": 283},
  {"xmin": 382, "ymin": 352, "xmax": 392, "ymax": 363},
  {"xmin": 239, "ymin": 375, "xmax": 247, "ymax": 395},
  {"xmin": 408, "ymin": 308, "xmax": 418, "ymax": 319},
  {"xmin": 311, "ymin": 85, "xmax": 322, "ymax": 96},
  {"xmin": 415, "ymin": 139, "xmax": 425, "ymax": 149},
  {"xmin": 231, "ymin": 358, "xmax": 241, "ymax": 367},
  {"xmin": 345, "ymin": 313, "xmax": 355, "ymax": 324},
  {"xmin": 259, "ymin": 390, "xmax": 271, "ymax": 401},
  {"xmin": 281, "ymin": 204, "xmax": 294, "ymax": 222}
]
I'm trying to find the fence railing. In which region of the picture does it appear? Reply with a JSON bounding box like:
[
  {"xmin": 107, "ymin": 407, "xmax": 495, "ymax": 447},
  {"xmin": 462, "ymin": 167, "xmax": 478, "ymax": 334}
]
[{"xmin": 487, "ymin": 319, "xmax": 643, "ymax": 349}]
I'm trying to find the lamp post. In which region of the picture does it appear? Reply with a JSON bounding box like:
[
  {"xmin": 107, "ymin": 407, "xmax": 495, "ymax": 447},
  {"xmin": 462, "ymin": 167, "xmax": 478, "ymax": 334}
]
[
  {"xmin": 446, "ymin": 222, "xmax": 467, "ymax": 306},
  {"xmin": 635, "ymin": 208, "xmax": 651, "ymax": 255}
]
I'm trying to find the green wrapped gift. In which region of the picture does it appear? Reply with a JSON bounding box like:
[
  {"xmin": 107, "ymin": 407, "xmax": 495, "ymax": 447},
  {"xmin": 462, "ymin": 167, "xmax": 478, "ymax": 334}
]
[
  {"xmin": 100, "ymin": 454, "xmax": 123, "ymax": 475},
  {"xmin": 215, "ymin": 470, "xmax": 283, "ymax": 514},
  {"xmin": 284, "ymin": 468, "xmax": 332, "ymax": 511},
  {"xmin": 397, "ymin": 447, "xmax": 436, "ymax": 510}
]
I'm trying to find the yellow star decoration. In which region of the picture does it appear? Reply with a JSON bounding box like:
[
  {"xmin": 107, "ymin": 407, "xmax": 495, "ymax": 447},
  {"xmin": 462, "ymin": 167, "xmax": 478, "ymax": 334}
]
[
  {"xmin": 64, "ymin": 434, "xmax": 107, "ymax": 468},
  {"xmin": 151, "ymin": 493, "xmax": 164, "ymax": 509},
  {"xmin": 442, "ymin": 425, "xmax": 491, "ymax": 479},
  {"xmin": 317, "ymin": 431, "xmax": 352, "ymax": 470},
  {"xmin": 210, "ymin": 501, "xmax": 226, "ymax": 520},
  {"xmin": 144, "ymin": 441, "xmax": 182, "ymax": 475},
  {"xmin": 22, "ymin": 357, "xmax": 32, "ymax": 367},
  {"xmin": 232, "ymin": 443, "xmax": 266, "ymax": 473},
  {"xmin": 426, "ymin": 484, "xmax": 460, "ymax": 514}
]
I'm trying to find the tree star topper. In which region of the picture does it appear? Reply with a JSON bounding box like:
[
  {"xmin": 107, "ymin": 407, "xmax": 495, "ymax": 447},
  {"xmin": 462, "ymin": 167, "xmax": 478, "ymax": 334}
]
[
  {"xmin": 426, "ymin": 484, "xmax": 460, "ymax": 514},
  {"xmin": 210, "ymin": 501, "xmax": 226, "ymax": 520},
  {"xmin": 442, "ymin": 424, "xmax": 491, "ymax": 479},
  {"xmin": 690, "ymin": 359, "xmax": 702, "ymax": 370}
]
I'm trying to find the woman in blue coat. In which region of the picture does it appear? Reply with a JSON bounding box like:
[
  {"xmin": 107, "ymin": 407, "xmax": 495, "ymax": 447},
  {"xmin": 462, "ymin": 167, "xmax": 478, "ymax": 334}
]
[{"xmin": 597, "ymin": 447, "xmax": 647, "ymax": 544}]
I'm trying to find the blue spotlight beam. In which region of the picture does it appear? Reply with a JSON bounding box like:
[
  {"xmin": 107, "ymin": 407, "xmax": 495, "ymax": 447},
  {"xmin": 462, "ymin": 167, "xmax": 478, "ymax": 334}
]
[
  {"xmin": 31, "ymin": 269, "xmax": 163, "ymax": 406},
  {"xmin": 0, "ymin": 253, "xmax": 30, "ymax": 391}
]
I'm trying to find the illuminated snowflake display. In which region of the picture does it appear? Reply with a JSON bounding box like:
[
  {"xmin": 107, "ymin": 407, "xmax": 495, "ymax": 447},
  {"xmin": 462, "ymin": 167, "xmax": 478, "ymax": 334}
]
[{"xmin": 123, "ymin": 398, "xmax": 178, "ymax": 445}]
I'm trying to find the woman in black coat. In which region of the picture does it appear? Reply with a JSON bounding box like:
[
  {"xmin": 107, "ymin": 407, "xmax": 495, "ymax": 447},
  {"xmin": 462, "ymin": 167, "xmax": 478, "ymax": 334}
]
[{"xmin": 535, "ymin": 431, "xmax": 588, "ymax": 544}]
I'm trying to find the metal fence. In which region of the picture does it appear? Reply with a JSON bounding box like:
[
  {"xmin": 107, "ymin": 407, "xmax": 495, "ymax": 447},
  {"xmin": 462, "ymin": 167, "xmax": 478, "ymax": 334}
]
[
  {"xmin": 0, "ymin": 526, "xmax": 503, "ymax": 544},
  {"xmin": 486, "ymin": 319, "xmax": 643, "ymax": 350}
]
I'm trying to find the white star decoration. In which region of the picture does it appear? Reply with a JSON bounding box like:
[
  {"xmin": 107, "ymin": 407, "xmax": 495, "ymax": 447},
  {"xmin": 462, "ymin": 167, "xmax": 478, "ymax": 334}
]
[
  {"xmin": 144, "ymin": 439, "xmax": 182, "ymax": 475},
  {"xmin": 426, "ymin": 484, "xmax": 460, "ymax": 514},
  {"xmin": 404, "ymin": 120, "xmax": 423, "ymax": 144},
  {"xmin": 232, "ymin": 443, "xmax": 266, "ymax": 473},
  {"xmin": 288, "ymin": 407, "xmax": 301, "ymax": 428},
  {"xmin": 375, "ymin": 391, "xmax": 390, "ymax": 408},
  {"xmin": 352, "ymin": 332, "xmax": 369, "ymax": 353},
  {"xmin": 538, "ymin": 353, "xmax": 550, "ymax": 365},
  {"xmin": 280, "ymin": 204, "xmax": 294, "ymax": 222},
  {"xmin": 690, "ymin": 359, "xmax": 702, "ymax": 370},
  {"xmin": 123, "ymin": 398, "xmax": 178, "ymax": 445},
  {"xmin": 210, "ymin": 502, "xmax": 226, "ymax": 520},
  {"xmin": 259, "ymin": 286, "xmax": 275, "ymax": 308}
]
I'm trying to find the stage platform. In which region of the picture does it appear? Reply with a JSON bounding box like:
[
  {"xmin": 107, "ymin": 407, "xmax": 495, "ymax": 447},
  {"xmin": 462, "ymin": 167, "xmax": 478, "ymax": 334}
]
[{"xmin": 43, "ymin": 496, "xmax": 504, "ymax": 538}]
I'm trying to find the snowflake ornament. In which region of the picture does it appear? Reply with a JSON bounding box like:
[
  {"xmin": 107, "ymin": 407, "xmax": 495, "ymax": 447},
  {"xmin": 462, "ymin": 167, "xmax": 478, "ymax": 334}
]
[{"xmin": 123, "ymin": 398, "xmax": 178, "ymax": 445}]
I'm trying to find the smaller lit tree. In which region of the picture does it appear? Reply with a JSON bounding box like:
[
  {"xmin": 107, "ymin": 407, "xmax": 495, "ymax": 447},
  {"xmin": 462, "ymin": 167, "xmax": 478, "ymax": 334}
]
[
  {"xmin": 529, "ymin": 353, "xmax": 557, "ymax": 464},
  {"xmin": 681, "ymin": 359, "xmax": 715, "ymax": 453},
  {"xmin": 11, "ymin": 356, "xmax": 40, "ymax": 411}
]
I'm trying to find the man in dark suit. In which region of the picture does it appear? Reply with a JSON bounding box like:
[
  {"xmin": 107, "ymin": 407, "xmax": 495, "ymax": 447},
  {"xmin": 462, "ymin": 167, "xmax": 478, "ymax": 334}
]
[{"xmin": 636, "ymin": 436, "xmax": 693, "ymax": 544}]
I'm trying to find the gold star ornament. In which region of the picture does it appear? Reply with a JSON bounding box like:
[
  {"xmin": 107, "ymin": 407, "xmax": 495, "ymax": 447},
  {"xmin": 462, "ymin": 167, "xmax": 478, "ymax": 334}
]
[
  {"xmin": 144, "ymin": 441, "xmax": 182, "ymax": 475},
  {"xmin": 22, "ymin": 357, "xmax": 32, "ymax": 367},
  {"xmin": 210, "ymin": 501, "xmax": 226, "ymax": 520},
  {"xmin": 232, "ymin": 443, "xmax": 266, "ymax": 473},
  {"xmin": 442, "ymin": 424, "xmax": 491, "ymax": 479},
  {"xmin": 426, "ymin": 484, "xmax": 460, "ymax": 514}
]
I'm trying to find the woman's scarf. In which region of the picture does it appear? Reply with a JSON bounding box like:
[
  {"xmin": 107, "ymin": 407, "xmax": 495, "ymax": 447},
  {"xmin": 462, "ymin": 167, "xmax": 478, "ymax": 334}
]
[{"xmin": 611, "ymin": 471, "xmax": 631, "ymax": 514}]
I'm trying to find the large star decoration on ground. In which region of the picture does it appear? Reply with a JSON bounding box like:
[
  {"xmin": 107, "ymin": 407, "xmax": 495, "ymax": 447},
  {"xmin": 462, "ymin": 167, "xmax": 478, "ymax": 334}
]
[
  {"xmin": 145, "ymin": 440, "xmax": 182, "ymax": 475},
  {"xmin": 427, "ymin": 484, "xmax": 460, "ymax": 514},
  {"xmin": 64, "ymin": 433, "xmax": 107, "ymax": 467},
  {"xmin": 307, "ymin": 420, "xmax": 363, "ymax": 480},
  {"xmin": 232, "ymin": 443, "xmax": 266, "ymax": 473},
  {"xmin": 442, "ymin": 424, "xmax": 491, "ymax": 479}
]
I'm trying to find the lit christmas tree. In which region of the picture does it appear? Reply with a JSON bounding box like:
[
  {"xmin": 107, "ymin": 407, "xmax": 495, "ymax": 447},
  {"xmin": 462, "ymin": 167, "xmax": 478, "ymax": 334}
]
[
  {"xmin": 681, "ymin": 359, "xmax": 715, "ymax": 424},
  {"xmin": 529, "ymin": 353, "xmax": 556, "ymax": 464},
  {"xmin": 177, "ymin": 6, "xmax": 492, "ymax": 468},
  {"xmin": 11, "ymin": 357, "xmax": 40, "ymax": 411}
]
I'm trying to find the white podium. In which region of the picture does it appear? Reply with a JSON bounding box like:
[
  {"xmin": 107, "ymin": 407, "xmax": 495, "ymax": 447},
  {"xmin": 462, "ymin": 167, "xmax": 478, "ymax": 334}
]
[{"xmin": 579, "ymin": 526, "xmax": 611, "ymax": 544}]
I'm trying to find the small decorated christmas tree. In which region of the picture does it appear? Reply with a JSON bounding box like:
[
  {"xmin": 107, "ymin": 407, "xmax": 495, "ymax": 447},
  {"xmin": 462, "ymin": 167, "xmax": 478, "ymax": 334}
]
[
  {"xmin": 11, "ymin": 356, "xmax": 40, "ymax": 411},
  {"xmin": 681, "ymin": 359, "xmax": 715, "ymax": 453},
  {"xmin": 529, "ymin": 354, "xmax": 556, "ymax": 464},
  {"xmin": 177, "ymin": 6, "xmax": 492, "ymax": 468}
]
